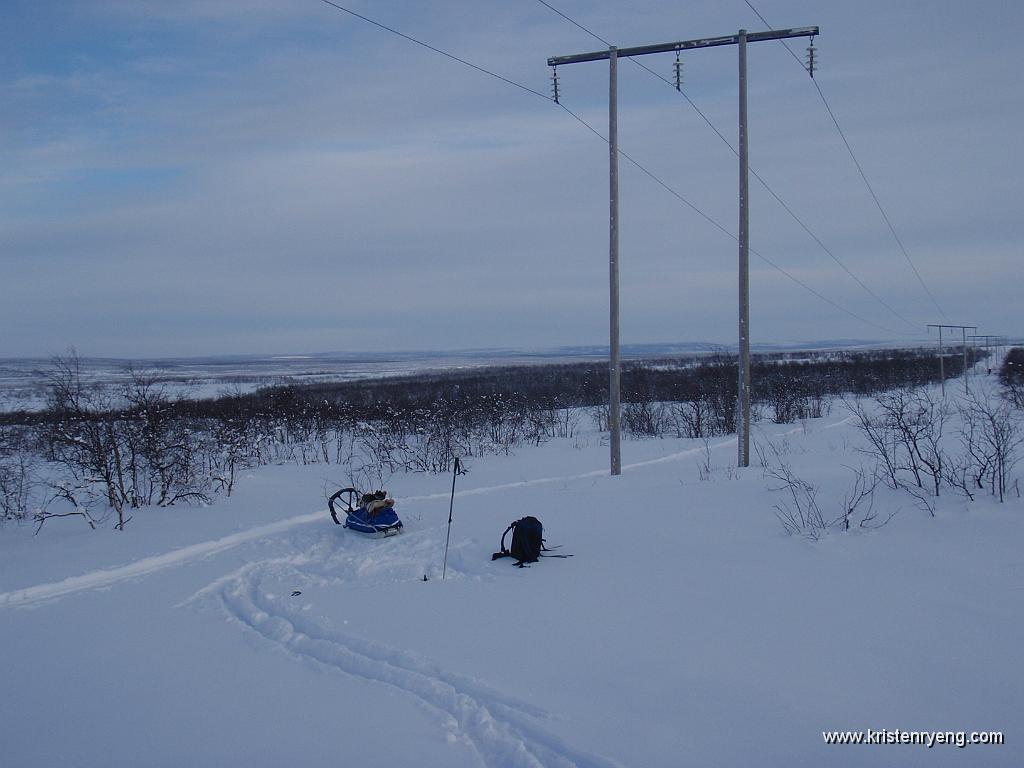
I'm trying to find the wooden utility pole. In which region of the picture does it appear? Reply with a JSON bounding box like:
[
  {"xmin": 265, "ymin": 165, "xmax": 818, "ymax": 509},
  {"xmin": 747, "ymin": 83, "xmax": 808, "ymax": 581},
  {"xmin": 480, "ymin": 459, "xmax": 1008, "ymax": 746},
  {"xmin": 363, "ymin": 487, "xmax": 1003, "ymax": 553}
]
[
  {"xmin": 548, "ymin": 25, "xmax": 818, "ymax": 473},
  {"xmin": 608, "ymin": 47, "xmax": 621, "ymax": 475},
  {"xmin": 737, "ymin": 30, "xmax": 751, "ymax": 468}
]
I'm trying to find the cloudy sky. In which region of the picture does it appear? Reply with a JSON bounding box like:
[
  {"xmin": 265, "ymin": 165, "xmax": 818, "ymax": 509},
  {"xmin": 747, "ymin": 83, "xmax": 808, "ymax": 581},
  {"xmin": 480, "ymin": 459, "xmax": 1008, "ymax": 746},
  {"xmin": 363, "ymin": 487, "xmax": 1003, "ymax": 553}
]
[{"xmin": 2, "ymin": 0, "xmax": 1021, "ymax": 358}]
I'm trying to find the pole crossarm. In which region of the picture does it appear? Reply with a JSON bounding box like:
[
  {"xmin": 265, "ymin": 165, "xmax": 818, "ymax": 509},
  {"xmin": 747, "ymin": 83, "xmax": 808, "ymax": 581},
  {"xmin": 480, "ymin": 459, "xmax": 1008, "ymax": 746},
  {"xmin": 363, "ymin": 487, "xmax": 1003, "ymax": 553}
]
[
  {"xmin": 928, "ymin": 324, "xmax": 977, "ymax": 335},
  {"xmin": 548, "ymin": 26, "xmax": 818, "ymax": 67}
]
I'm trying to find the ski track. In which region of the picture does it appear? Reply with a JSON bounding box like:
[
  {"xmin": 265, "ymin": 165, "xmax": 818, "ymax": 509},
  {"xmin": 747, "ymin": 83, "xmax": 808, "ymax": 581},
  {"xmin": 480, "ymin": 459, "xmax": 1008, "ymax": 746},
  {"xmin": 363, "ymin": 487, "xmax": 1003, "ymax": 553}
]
[
  {"xmin": 0, "ymin": 432, "xmax": 747, "ymax": 609},
  {"xmin": 214, "ymin": 550, "xmax": 623, "ymax": 768},
  {"xmin": 2, "ymin": 425, "xmax": 833, "ymax": 764},
  {"xmin": 0, "ymin": 511, "xmax": 323, "ymax": 608},
  {"xmin": 4, "ymin": 416, "xmax": 852, "ymax": 609}
]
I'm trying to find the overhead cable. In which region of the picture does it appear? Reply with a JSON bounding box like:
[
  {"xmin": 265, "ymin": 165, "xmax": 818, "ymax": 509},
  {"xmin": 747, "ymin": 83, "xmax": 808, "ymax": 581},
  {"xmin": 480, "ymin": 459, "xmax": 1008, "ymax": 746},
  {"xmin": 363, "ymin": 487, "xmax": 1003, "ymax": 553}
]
[
  {"xmin": 742, "ymin": 0, "xmax": 949, "ymax": 322},
  {"xmin": 314, "ymin": 0, "xmax": 911, "ymax": 337},
  {"xmin": 534, "ymin": 0, "xmax": 920, "ymax": 332}
]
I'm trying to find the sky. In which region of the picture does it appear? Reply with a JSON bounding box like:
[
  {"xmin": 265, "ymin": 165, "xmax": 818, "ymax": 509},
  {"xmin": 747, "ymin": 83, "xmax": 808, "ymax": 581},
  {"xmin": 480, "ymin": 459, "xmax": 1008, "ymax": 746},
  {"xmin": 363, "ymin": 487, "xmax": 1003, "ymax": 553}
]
[{"xmin": 2, "ymin": 0, "xmax": 1022, "ymax": 358}]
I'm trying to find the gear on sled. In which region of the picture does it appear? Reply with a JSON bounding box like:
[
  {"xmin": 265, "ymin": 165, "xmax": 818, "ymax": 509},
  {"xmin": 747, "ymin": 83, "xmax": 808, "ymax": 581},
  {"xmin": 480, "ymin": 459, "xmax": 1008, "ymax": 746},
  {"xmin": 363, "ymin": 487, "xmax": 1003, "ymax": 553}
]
[{"xmin": 328, "ymin": 487, "xmax": 403, "ymax": 537}]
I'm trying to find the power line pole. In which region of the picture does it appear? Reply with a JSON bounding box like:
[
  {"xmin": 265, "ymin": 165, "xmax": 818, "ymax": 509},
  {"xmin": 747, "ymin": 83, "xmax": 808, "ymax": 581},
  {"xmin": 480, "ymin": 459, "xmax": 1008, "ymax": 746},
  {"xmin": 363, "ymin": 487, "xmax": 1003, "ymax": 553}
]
[
  {"xmin": 548, "ymin": 25, "xmax": 818, "ymax": 473},
  {"xmin": 927, "ymin": 324, "xmax": 976, "ymax": 395},
  {"xmin": 737, "ymin": 30, "xmax": 751, "ymax": 468},
  {"xmin": 968, "ymin": 334, "xmax": 1002, "ymax": 374},
  {"xmin": 608, "ymin": 47, "xmax": 621, "ymax": 475}
]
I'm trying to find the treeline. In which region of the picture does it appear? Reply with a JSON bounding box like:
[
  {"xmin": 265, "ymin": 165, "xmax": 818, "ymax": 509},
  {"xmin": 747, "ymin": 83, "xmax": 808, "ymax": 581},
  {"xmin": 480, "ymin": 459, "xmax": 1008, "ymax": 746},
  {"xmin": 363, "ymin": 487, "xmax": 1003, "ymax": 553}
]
[
  {"xmin": 0, "ymin": 346, "xmax": 987, "ymax": 529},
  {"xmin": 183, "ymin": 346, "xmax": 974, "ymax": 432}
]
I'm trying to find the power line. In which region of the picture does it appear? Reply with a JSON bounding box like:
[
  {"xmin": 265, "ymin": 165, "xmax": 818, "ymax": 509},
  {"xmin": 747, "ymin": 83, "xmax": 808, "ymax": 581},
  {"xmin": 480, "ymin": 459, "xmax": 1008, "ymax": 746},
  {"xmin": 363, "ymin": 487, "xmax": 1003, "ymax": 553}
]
[
  {"xmin": 534, "ymin": 0, "xmax": 920, "ymax": 333},
  {"xmin": 741, "ymin": 0, "xmax": 949, "ymax": 322},
  {"xmin": 558, "ymin": 103, "xmax": 906, "ymax": 337},
  {"xmin": 535, "ymin": 0, "xmax": 603, "ymax": 41},
  {"xmin": 316, "ymin": 0, "xmax": 551, "ymax": 102},
  {"xmin": 312, "ymin": 0, "xmax": 909, "ymax": 337}
]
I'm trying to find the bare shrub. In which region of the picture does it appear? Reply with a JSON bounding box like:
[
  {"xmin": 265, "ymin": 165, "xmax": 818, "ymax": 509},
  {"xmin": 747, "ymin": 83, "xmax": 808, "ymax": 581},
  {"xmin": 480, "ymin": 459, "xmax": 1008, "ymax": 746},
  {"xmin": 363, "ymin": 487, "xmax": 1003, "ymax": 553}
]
[
  {"xmin": 32, "ymin": 481, "xmax": 105, "ymax": 534},
  {"xmin": 0, "ymin": 428, "xmax": 38, "ymax": 523},
  {"xmin": 959, "ymin": 385, "xmax": 1024, "ymax": 502},
  {"xmin": 837, "ymin": 464, "xmax": 894, "ymax": 530},
  {"xmin": 121, "ymin": 370, "xmax": 208, "ymax": 507},
  {"xmin": 622, "ymin": 400, "xmax": 670, "ymax": 438},
  {"xmin": 759, "ymin": 440, "xmax": 827, "ymax": 539},
  {"xmin": 848, "ymin": 388, "xmax": 949, "ymax": 497},
  {"xmin": 39, "ymin": 353, "xmax": 212, "ymax": 529},
  {"xmin": 759, "ymin": 439, "xmax": 891, "ymax": 537},
  {"xmin": 696, "ymin": 436, "xmax": 713, "ymax": 481},
  {"xmin": 42, "ymin": 353, "xmax": 133, "ymax": 529},
  {"xmin": 846, "ymin": 396, "xmax": 900, "ymax": 489},
  {"xmin": 671, "ymin": 399, "xmax": 714, "ymax": 439}
]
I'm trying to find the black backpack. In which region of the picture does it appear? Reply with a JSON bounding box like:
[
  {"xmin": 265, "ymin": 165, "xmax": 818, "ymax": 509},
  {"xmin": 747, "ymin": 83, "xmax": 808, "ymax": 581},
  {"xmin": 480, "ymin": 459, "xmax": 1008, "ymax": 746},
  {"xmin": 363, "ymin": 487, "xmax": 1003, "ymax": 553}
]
[{"xmin": 491, "ymin": 516, "xmax": 571, "ymax": 567}]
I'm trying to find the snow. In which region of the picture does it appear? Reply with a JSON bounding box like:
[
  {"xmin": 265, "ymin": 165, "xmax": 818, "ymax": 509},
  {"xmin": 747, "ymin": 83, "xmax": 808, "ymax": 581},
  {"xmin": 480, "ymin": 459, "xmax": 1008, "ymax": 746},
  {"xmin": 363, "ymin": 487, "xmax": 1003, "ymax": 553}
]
[{"xmin": 1, "ymin": 391, "xmax": 1021, "ymax": 766}]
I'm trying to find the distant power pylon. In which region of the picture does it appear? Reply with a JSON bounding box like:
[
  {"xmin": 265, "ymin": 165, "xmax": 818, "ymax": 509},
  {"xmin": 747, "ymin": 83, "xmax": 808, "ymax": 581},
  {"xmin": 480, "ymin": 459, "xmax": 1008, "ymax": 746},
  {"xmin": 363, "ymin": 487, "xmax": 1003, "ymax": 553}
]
[
  {"xmin": 927, "ymin": 324, "xmax": 977, "ymax": 395},
  {"xmin": 548, "ymin": 25, "xmax": 818, "ymax": 472}
]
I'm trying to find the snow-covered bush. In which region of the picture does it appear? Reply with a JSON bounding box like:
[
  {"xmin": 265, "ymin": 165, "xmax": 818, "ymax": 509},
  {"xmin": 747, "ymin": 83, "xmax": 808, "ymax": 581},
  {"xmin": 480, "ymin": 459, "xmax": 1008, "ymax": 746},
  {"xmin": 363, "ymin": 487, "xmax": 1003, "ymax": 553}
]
[
  {"xmin": 958, "ymin": 385, "xmax": 1023, "ymax": 503},
  {"xmin": 757, "ymin": 438, "xmax": 894, "ymax": 538},
  {"xmin": 848, "ymin": 383, "xmax": 1022, "ymax": 507},
  {"xmin": 0, "ymin": 428, "xmax": 37, "ymax": 523},
  {"xmin": 847, "ymin": 388, "xmax": 949, "ymax": 497},
  {"xmin": 5, "ymin": 346, "xmax": 995, "ymax": 533},
  {"xmin": 40, "ymin": 354, "xmax": 212, "ymax": 529}
]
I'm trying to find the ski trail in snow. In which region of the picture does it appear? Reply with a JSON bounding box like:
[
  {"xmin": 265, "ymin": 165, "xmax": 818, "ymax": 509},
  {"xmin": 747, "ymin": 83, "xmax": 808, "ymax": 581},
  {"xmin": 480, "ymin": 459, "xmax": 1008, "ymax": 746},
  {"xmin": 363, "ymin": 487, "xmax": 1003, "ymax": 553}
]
[
  {"xmin": 825, "ymin": 415, "xmax": 857, "ymax": 428},
  {"xmin": 1, "ymin": 429, "xmax": 756, "ymax": 609},
  {"xmin": 0, "ymin": 455, "xmax": 703, "ymax": 608},
  {"xmin": 0, "ymin": 512, "xmax": 322, "ymax": 608},
  {"xmin": 215, "ymin": 559, "xmax": 623, "ymax": 768}
]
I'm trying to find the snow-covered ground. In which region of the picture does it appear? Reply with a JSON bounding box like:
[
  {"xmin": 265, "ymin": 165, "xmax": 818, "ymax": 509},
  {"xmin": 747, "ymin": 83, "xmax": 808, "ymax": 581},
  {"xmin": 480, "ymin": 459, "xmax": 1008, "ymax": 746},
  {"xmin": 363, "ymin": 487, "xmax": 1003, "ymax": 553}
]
[{"xmin": 1, "ymin": 386, "xmax": 1021, "ymax": 767}]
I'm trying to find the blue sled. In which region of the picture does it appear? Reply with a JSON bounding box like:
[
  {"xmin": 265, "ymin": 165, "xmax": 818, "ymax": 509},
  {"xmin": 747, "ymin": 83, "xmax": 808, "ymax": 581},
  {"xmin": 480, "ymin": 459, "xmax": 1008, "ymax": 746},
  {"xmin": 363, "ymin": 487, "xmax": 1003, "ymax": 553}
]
[{"xmin": 329, "ymin": 487, "xmax": 403, "ymax": 537}]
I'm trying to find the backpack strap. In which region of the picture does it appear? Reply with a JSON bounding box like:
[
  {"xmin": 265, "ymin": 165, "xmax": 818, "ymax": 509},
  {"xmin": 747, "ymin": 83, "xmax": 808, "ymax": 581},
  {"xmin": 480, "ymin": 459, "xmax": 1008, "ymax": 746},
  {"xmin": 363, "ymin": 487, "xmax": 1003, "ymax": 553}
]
[
  {"xmin": 499, "ymin": 521, "xmax": 516, "ymax": 554},
  {"xmin": 491, "ymin": 521, "xmax": 517, "ymax": 560},
  {"xmin": 540, "ymin": 539, "xmax": 572, "ymax": 558}
]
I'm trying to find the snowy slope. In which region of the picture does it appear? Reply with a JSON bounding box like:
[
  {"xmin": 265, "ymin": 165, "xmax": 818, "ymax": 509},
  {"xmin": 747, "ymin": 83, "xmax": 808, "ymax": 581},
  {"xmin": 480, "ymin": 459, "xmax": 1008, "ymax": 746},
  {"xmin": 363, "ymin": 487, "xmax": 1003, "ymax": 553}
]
[{"xmin": 1, "ymin": 396, "xmax": 1021, "ymax": 767}]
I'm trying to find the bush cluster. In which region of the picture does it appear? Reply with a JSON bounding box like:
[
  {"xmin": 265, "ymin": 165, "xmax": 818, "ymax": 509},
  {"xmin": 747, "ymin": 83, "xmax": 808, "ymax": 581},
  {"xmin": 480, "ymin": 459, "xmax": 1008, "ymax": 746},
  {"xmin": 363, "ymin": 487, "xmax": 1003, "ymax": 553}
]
[{"xmin": 0, "ymin": 346, "xmax": 986, "ymax": 529}]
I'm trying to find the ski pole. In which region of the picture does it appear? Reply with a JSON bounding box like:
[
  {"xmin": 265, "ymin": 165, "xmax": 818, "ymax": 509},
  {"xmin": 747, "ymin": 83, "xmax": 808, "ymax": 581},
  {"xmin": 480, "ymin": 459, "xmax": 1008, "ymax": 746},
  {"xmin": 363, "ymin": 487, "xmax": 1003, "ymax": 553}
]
[{"xmin": 442, "ymin": 456, "xmax": 461, "ymax": 580}]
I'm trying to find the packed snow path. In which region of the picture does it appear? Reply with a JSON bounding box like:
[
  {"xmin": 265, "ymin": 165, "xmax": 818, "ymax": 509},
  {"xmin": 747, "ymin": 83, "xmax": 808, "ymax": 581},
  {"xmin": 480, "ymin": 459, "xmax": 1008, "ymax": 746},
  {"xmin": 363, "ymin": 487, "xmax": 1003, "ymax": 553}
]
[
  {"xmin": 0, "ymin": 437, "xmax": 736, "ymax": 610},
  {"xmin": 205, "ymin": 541, "xmax": 623, "ymax": 768}
]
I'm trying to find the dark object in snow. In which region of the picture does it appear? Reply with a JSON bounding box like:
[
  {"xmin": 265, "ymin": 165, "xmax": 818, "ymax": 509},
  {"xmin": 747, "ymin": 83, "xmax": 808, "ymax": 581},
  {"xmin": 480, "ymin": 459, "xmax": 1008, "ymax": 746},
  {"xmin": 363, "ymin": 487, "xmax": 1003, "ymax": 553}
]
[
  {"xmin": 422, "ymin": 575, "xmax": 429, "ymax": 582},
  {"xmin": 291, "ymin": 591, "xmax": 302, "ymax": 597},
  {"xmin": 492, "ymin": 516, "xmax": 572, "ymax": 568},
  {"xmin": 329, "ymin": 487, "xmax": 403, "ymax": 537},
  {"xmin": 443, "ymin": 457, "xmax": 462, "ymax": 581}
]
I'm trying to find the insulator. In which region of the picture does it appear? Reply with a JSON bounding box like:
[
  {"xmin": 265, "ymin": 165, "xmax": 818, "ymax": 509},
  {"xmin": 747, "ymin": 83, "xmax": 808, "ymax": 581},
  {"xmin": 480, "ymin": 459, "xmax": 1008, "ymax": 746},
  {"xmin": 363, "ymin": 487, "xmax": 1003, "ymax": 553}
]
[
  {"xmin": 673, "ymin": 49, "xmax": 683, "ymax": 91},
  {"xmin": 551, "ymin": 65, "xmax": 560, "ymax": 104},
  {"xmin": 805, "ymin": 38, "xmax": 816, "ymax": 79}
]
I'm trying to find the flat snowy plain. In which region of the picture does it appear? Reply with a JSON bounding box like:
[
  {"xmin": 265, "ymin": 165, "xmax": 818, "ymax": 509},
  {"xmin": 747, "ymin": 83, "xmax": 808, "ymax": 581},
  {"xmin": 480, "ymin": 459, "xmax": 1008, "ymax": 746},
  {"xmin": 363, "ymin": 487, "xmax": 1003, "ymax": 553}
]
[{"xmin": 1, "ymin": 381, "xmax": 1021, "ymax": 767}]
